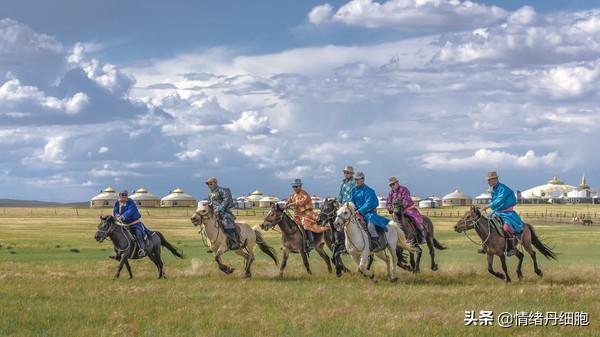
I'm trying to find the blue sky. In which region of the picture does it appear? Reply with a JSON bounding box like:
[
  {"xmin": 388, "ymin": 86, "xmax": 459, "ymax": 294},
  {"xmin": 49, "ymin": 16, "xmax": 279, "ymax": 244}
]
[{"xmin": 1, "ymin": 0, "xmax": 599, "ymax": 202}]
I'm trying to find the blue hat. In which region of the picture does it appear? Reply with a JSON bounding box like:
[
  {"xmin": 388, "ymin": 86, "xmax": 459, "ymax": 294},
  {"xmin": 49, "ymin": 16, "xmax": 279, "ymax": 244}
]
[
  {"xmin": 119, "ymin": 190, "xmax": 128, "ymax": 196},
  {"xmin": 355, "ymin": 172, "xmax": 365, "ymax": 180},
  {"xmin": 292, "ymin": 178, "xmax": 303, "ymax": 187}
]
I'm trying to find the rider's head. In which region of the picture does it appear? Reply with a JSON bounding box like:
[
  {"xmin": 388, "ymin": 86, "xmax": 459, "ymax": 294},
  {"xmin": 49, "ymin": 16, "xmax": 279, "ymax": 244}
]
[
  {"xmin": 292, "ymin": 178, "xmax": 302, "ymax": 191},
  {"xmin": 118, "ymin": 190, "xmax": 128, "ymax": 203},
  {"xmin": 354, "ymin": 172, "xmax": 365, "ymax": 187},
  {"xmin": 205, "ymin": 177, "xmax": 218, "ymax": 190},
  {"xmin": 486, "ymin": 171, "xmax": 499, "ymax": 188},
  {"xmin": 343, "ymin": 165, "xmax": 354, "ymax": 180},
  {"xmin": 388, "ymin": 176, "xmax": 399, "ymax": 191}
]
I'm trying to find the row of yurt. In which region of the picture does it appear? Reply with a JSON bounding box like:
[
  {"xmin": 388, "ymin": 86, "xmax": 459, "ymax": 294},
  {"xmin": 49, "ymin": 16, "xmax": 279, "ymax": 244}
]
[
  {"xmin": 442, "ymin": 189, "xmax": 472, "ymax": 206},
  {"xmin": 90, "ymin": 187, "xmax": 196, "ymax": 208}
]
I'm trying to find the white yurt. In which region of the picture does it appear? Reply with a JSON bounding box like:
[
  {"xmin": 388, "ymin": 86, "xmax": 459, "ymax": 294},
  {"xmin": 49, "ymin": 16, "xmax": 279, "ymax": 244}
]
[
  {"xmin": 248, "ymin": 190, "xmax": 264, "ymax": 207},
  {"xmin": 431, "ymin": 196, "xmax": 443, "ymax": 207},
  {"xmin": 311, "ymin": 195, "xmax": 322, "ymax": 209},
  {"xmin": 235, "ymin": 196, "xmax": 252, "ymax": 209},
  {"xmin": 160, "ymin": 188, "xmax": 196, "ymax": 207},
  {"xmin": 130, "ymin": 187, "xmax": 160, "ymax": 207},
  {"xmin": 418, "ymin": 199, "xmax": 435, "ymax": 208},
  {"xmin": 473, "ymin": 191, "xmax": 492, "ymax": 205},
  {"xmin": 90, "ymin": 187, "xmax": 118, "ymax": 208},
  {"xmin": 521, "ymin": 176, "xmax": 577, "ymax": 201},
  {"xmin": 411, "ymin": 196, "xmax": 422, "ymax": 204},
  {"xmin": 258, "ymin": 196, "xmax": 279, "ymax": 208},
  {"xmin": 442, "ymin": 189, "xmax": 473, "ymax": 206},
  {"xmin": 377, "ymin": 195, "xmax": 387, "ymax": 210}
]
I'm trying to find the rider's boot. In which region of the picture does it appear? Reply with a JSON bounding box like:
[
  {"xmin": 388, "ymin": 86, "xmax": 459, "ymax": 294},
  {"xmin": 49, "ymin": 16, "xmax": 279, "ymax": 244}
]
[
  {"xmin": 417, "ymin": 228, "xmax": 426, "ymax": 244},
  {"xmin": 504, "ymin": 238, "xmax": 516, "ymax": 257},
  {"xmin": 225, "ymin": 228, "xmax": 241, "ymax": 250},
  {"xmin": 370, "ymin": 235, "xmax": 382, "ymax": 251},
  {"xmin": 135, "ymin": 233, "xmax": 146, "ymax": 257},
  {"xmin": 305, "ymin": 230, "xmax": 315, "ymax": 251}
]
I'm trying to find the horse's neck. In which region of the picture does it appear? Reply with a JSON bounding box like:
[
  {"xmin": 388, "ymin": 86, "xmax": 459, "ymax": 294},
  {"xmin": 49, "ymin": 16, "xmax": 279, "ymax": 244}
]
[
  {"xmin": 109, "ymin": 227, "xmax": 131, "ymax": 250},
  {"xmin": 474, "ymin": 217, "xmax": 491, "ymax": 241},
  {"xmin": 203, "ymin": 215, "xmax": 222, "ymax": 242},
  {"xmin": 279, "ymin": 213, "xmax": 298, "ymax": 235},
  {"xmin": 346, "ymin": 215, "xmax": 365, "ymax": 238}
]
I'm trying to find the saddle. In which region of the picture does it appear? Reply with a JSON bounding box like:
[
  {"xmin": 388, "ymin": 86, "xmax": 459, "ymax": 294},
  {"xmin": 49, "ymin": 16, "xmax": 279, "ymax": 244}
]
[
  {"xmin": 357, "ymin": 217, "xmax": 387, "ymax": 252},
  {"xmin": 489, "ymin": 216, "xmax": 512, "ymax": 239}
]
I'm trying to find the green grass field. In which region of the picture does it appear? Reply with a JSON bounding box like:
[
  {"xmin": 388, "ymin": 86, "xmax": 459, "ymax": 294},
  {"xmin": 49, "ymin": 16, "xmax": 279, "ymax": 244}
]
[{"xmin": 1, "ymin": 206, "xmax": 599, "ymax": 337}]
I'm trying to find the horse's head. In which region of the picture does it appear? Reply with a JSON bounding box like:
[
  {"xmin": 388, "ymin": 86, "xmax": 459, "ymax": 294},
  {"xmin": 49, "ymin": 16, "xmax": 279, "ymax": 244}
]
[
  {"xmin": 333, "ymin": 202, "xmax": 355, "ymax": 231},
  {"xmin": 191, "ymin": 201, "xmax": 214, "ymax": 226},
  {"xmin": 453, "ymin": 206, "xmax": 482, "ymax": 233},
  {"xmin": 391, "ymin": 199, "xmax": 405, "ymax": 218},
  {"xmin": 95, "ymin": 215, "xmax": 116, "ymax": 242},
  {"xmin": 261, "ymin": 203, "xmax": 284, "ymax": 231},
  {"xmin": 317, "ymin": 197, "xmax": 339, "ymax": 226}
]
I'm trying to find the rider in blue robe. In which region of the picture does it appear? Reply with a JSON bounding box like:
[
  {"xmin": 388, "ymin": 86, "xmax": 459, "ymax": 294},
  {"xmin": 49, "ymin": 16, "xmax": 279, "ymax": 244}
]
[
  {"xmin": 351, "ymin": 172, "xmax": 389, "ymax": 250},
  {"xmin": 113, "ymin": 190, "xmax": 151, "ymax": 257}
]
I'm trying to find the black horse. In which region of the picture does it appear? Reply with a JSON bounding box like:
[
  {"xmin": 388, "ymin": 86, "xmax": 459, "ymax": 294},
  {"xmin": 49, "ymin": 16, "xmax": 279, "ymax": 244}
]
[
  {"xmin": 95, "ymin": 215, "xmax": 183, "ymax": 279},
  {"xmin": 391, "ymin": 200, "xmax": 446, "ymax": 272},
  {"xmin": 261, "ymin": 204, "xmax": 332, "ymax": 276},
  {"xmin": 316, "ymin": 198, "xmax": 352, "ymax": 277}
]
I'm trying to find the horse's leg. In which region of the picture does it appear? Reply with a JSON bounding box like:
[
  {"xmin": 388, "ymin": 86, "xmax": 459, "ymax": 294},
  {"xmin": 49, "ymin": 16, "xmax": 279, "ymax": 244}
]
[
  {"xmin": 333, "ymin": 246, "xmax": 343, "ymax": 277},
  {"xmin": 360, "ymin": 250, "xmax": 376, "ymax": 282},
  {"xmin": 114, "ymin": 256, "xmax": 127, "ymax": 280},
  {"xmin": 522, "ymin": 239, "xmax": 543, "ymax": 277},
  {"xmin": 279, "ymin": 248, "xmax": 289, "ymax": 277},
  {"xmin": 414, "ymin": 245, "xmax": 423, "ymax": 273},
  {"xmin": 315, "ymin": 241, "xmax": 332, "ymax": 274},
  {"xmin": 499, "ymin": 254, "xmax": 511, "ymax": 283},
  {"xmin": 515, "ymin": 250, "xmax": 524, "ymax": 281},
  {"xmin": 152, "ymin": 242, "xmax": 165, "ymax": 279},
  {"xmin": 426, "ymin": 235, "xmax": 438, "ymax": 271},
  {"xmin": 124, "ymin": 259, "xmax": 133, "ymax": 279},
  {"xmin": 409, "ymin": 252, "xmax": 416, "ymax": 273},
  {"xmin": 487, "ymin": 253, "xmax": 504, "ymax": 280},
  {"xmin": 215, "ymin": 253, "xmax": 234, "ymax": 275},
  {"xmin": 396, "ymin": 247, "xmax": 411, "ymax": 271},
  {"xmin": 300, "ymin": 249, "xmax": 312, "ymax": 275}
]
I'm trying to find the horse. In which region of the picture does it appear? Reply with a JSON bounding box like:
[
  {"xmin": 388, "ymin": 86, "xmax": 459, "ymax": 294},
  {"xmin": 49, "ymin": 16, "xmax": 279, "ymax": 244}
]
[
  {"xmin": 333, "ymin": 202, "xmax": 413, "ymax": 283},
  {"xmin": 454, "ymin": 206, "xmax": 557, "ymax": 282},
  {"xmin": 190, "ymin": 202, "xmax": 278, "ymax": 278},
  {"xmin": 94, "ymin": 215, "xmax": 183, "ymax": 279},
  {"xmin": 316, "ymin": 198, "xmax": 351, "ymax": 277},
  {"xmin": 391, "ymin": 199, "xmax": 447, "ymax": 272},
  {"xmin": 261, "ymin": 203, "xmax": 332, "ymax": 277}
]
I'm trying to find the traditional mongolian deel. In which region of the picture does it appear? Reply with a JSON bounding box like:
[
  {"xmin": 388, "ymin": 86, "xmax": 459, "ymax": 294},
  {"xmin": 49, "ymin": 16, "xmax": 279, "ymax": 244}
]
[
  {"xmin": 113, "ymin": 198, "xmax": 151, "ymax": 235},
  {"xmin": 208, "ymin": 186, "xmax": 236, "ymax": 230},
  {"xmin": 489, "ymin": 182, "xmax": 524, "ymax": 235},
  {"xmin": 338, "ymin": 178, "xmax": 355, "ymax": 204},
  {"xmin": 351, "ymin": 184, "xmax": 389, "ymax": 230},
  {"xmin": 287, "ymin": 189, "xmax": 327, "ymax": 233},
  {"xmin": 386, "ymin": 185, "xmax": 424, "ymax": 230}
]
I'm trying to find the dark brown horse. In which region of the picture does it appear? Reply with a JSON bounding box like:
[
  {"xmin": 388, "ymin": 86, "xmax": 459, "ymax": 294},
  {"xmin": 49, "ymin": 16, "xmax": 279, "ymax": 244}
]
[
  {"xmin": 316, "ymin": 198, "xmax": 351, "ymax": 277},
  {"xmin": 391, "ymin": 199, "xmax": 446, "ymax": 272},
  {"xmin": 454, "ymin": 206, "xmax": 557, "ymax": 282},
  {"xmin": 261, "ymin": 203, "xmax": 332, "ymax": 276}
]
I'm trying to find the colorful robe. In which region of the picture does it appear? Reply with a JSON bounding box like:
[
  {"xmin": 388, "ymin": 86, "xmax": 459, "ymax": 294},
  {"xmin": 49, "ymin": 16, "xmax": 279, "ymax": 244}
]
[
  {"xmin": 386, "ymin": 185, "xmax": 424, "ymax": 230},
  {"xmin": 351, "ymin": 184, "xmax": 389, "ymax": 230},
  {"xmin": 113, "ymin": 199, "xmax": 151, "ymax": 234},
  {"xmin": 208, "ymin": 185, "xmax": 236, "ymax": 229},
  {"xmin": 489, "ymin": 183, "xmax": 524, "ymax": 234},
  {"xmin": 287, "ymin": 189, "xmax": 327, "ymax": 233},
  {"xmin": 338, "ymin": 178, "xmax": 355, "ymax": 204}
]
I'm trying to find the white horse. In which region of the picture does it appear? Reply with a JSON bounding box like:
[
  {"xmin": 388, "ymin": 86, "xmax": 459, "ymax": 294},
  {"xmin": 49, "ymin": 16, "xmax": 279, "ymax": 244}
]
[
  {"xmin": 333, "ymin": 202, "xmax": 413, "ymax": 283},
  {"xmin": 190, "ymin": 202, "xmax": 278, "ymax": 278}
]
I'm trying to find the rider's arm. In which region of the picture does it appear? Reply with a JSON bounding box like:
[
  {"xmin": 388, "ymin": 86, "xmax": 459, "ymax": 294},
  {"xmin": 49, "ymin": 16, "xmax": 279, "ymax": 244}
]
[
  {"xmin": 385, "ymin": 191, "xmax": 394, "ymax": 213},
  {"xmin": 487, "ymin": 184, "xmax": 507, "ymax": 211}
]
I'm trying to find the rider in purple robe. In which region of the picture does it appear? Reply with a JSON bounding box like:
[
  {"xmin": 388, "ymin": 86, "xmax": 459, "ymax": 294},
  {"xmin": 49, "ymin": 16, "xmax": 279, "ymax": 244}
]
[{"xmin": 386, "ymin": 176, "xmax": 426, "ymax": 244}]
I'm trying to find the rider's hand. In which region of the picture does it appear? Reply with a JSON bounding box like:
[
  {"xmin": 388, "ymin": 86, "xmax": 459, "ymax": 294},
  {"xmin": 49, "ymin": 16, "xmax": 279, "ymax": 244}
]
[{"xmin": 482, "ymin": 205, "xmax": 489, "ymax": 211}]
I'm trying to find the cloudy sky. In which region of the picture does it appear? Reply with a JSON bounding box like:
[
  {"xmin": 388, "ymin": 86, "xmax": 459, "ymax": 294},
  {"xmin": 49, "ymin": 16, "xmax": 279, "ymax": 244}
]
[{"xmin": 1, "ymin": 0, "xmax": 599, "ymax": 202}]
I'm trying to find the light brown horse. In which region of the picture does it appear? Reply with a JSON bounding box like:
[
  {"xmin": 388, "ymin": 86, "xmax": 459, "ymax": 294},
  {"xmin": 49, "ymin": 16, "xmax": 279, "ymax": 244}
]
[{"xmin": 454, "ymin": 206, "xmax": 557, "ymax": 282}]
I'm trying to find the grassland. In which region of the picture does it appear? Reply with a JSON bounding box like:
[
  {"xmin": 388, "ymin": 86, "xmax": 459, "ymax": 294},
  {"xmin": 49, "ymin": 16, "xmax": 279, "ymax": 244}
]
[{"xmin": 0, "ymin": 205, "xmax": 599, "ymax": 337}]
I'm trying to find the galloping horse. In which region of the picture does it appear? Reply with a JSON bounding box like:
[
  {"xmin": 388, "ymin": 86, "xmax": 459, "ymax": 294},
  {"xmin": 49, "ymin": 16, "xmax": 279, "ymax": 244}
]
[
  {"xmin": 316, "ymin": 198, "xmax": 351, "ymax": 277},
  {"xmin": 333, "ymin": 203, "xmax": 413, "ymax": 283},
  {"xmin": 191, "ymin": 202, "xmax": 278, "ymax": 278},
  {"xmin": 261, "ymin": 203, "xmax": 332, "ymax": 276},
  {"xmin": 95, "ymin": 215, "xmax": 183, "ymax": 279},
  {"xmin": 391, "ymin": 199, "xmax": 447, "ymax": 272},
  {"xmin": 454, "ymin": 206, "xmax": 557, "ymax": 282}
]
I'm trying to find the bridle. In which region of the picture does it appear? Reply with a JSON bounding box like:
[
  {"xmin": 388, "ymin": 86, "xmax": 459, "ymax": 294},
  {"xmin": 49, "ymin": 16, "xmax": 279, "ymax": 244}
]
[
  {"xmin": 97, "ymin": 217, "xmax": 133, "ymax": 253},
  {"xmin": 192, "ymin": 208, "xmax": 221, "ymax": 246},
  {"xmin": 458, "ymin": 210, "xmax": 492, "ymax": 246},
  {"xmin": 334, "ymin": 208, "xmax": 366, "ymax": 251}
]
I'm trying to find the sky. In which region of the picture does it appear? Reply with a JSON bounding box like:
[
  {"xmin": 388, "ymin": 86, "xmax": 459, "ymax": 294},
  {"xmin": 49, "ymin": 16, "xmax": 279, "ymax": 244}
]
[{"xmin": 1, "ymin": 0, "xmax": 599, "ymax": 202}]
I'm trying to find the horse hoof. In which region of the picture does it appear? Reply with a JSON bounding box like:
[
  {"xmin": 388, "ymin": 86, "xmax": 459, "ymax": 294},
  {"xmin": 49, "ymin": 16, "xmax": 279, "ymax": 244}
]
[
  {"xmin": 431, "ymin": 265, "xmax": 438, "ymax": 271},
  {"xmin": 244, "ymin": 273, "xmax": 251, "ymax": 278},
  {"xmin": 536, "ymin": 270, "xmax": 543, "ymax": 277},
  {"xmin": 390, "ymin": 277, "xmax": 398, "ymax": 283}
]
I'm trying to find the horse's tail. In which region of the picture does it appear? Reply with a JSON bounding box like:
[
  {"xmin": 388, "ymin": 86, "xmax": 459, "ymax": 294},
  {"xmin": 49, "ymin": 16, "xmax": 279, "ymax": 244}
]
[
  {"xmin": 527, "ymin": 223, "xmax": 557, "ymax": 261},
  {"xmin": 389, "ymin": 222, "xmax": 414, "ymax": 251},
  {"xmin": 424, "ymin": 217, "xmax": 447, "ymax": 250},
  {"xmin": 253, "ymin": 227, "xmax": 278, "ymax": 267},
  {"xmin": 156, "ymin": 231, "xmax": 184, "ymax": 259}
]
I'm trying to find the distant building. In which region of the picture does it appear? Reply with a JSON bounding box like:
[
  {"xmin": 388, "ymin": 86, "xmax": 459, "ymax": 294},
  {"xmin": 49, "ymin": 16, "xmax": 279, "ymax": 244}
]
[
  {"xmin": 311, "ymin": 195, "xmax": 322, "ymax": 209},
  {"xmin": 235, "ymin": 196, "xmax": 252, "ymax": 209},
  {"xmin": 442, "ymin": 189, "xmax": 472, "ymax": 206},
  {"xmin": 564, "ymin": 175, "xmax": 594, "ymax": 204},
  {"xmin": 473, "ymin": 191, "xmax": 492, "ymax": 205},
  {"xmin": 418, "ymin": 199, "xmax": 435, "ymax": 208},
  {"xmin": 258, "ymin": 196, "xmax": 279, "ymax": 208},
  {"xmin": 130, "ymin": 187, "xmax": 160, "ymax": 207},
  {"xmin": 521, "ymin": 176, "xmax": 577, "ymax": 202},
  {"xmin": 431, "ymin": 196, "xmax": 443, "ymax": 207},
  {"xmin": 247, "ymin": 190, "xmax": 264, "ymax": 207},
  {"xmin": 90, "ymin": 187, "xmax": 118, "ymax": 208},
  {"xmin": 160, "ymin": 188, "xmax": 196, "ymax": 207},
  {"xmin": 377, "ymin": 195, "xmax": 387, "ymax": 210}
]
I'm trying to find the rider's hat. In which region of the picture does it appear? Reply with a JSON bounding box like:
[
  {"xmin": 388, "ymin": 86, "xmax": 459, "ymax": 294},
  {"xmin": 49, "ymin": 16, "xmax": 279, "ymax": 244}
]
[
  {"xmin": 292, "ymin": 178, "xmax": 303, "ymax": 187},
  {"xmin": 205, "ymin": 177, "xmax": 218, "ymax": 185},
  {"xmin": 343, "ymin": 165, "xmax": 354, "ymax": 174},
  {"xmin": 388, "ymin": 176, "xmax": 399, "ymax": 186},
  {"xmin": 119, "ymin": 190, "xmax": 128, "ymax": 197},
  {"xmin": 486, "ymin": 171, "xmax": 499, "ymax": 180},
  {"xmin": 354, "ymin": 171, "xmax": 365, "ymax": 180}
]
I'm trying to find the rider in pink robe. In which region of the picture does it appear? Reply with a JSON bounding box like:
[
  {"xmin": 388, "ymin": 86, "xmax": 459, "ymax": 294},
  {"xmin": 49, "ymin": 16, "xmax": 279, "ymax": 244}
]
[{"xmin": 386, "ymin": 177, "xmax": 426, "ymax": 244}]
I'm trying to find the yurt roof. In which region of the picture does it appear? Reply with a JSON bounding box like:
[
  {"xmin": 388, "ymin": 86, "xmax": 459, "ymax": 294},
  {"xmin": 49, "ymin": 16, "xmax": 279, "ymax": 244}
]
[
  {"xmin": 91, "ymin": 187, "xmax": 118, "ymax": 201},
  {"xmin": 475, "ymin": 192, "xmax": 492, "ymax": 199},
  {"xmin": 521, "ymin": 176, "xmax": 578, "ymax": 199},
  {"xmin": 259, "ymin": 196, "xmax": 279, "ymax": 202},
  {"xmin": 130, "ymin": 187, "xmax": 159, "ymax": 201},
  {"xmin": 251, "ymin": 190, "xmax": 263, "ymax": 196},
  {"xmin": 442, "ymin": 189, "xmax": 472, "ymax": 200},
  {"xmin": 161, "ymin": 188, "xmax": 195, "ymax": 201}
]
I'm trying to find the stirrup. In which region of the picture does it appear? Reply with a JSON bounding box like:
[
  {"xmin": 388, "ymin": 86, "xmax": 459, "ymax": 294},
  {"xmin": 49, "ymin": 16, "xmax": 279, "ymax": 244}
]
[{"xmin": 138, "ymin": 249, "xmax": 146, "ymax": 257}]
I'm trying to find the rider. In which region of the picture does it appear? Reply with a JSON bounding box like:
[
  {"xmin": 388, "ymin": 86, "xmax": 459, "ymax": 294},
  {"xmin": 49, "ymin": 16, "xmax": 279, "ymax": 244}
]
[
  {"xmin": 286, "ymin": 178, "xmax": 328, "ymax": 250},
  {"xmin": 206, "ymin": 177, "xmax": 240, "ymax": 250},
  {"xmin": 338, "ymin": 165, "xmax": 355, "ymax": 204},
  {"xmin": 386, "ymin": 176, "xmax": 426, "ymax": 244},
  {"xmin": 351, "ymin": 172, "xmax": 389, "ymax": 251},
  {"xmin": 481, "ymin": 171, "xmax": 524, "ymax": 256},
  {"xmin": 113, "ymin": 190, "xmax": 151, "ymax": 257}
]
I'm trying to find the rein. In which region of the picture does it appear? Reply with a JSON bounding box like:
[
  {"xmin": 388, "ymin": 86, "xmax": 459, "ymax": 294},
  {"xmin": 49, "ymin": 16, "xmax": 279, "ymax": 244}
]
[
  {"xmin": 460, "ymin": 212, "xmax": 492, "ymax": 247},
  {"xmin": 339, "ymin": 211, "xmax": 366, "ymax": 251}
]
